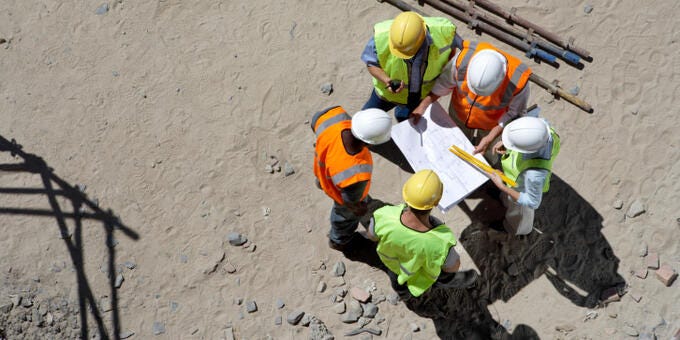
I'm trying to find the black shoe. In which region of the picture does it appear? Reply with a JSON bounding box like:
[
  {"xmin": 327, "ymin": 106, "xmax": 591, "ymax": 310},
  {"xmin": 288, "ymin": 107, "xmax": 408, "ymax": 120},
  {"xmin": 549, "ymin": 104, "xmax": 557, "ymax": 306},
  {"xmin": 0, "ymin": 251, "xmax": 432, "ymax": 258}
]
[
  {"xmin": 328, "ymin": 239, "xmax": 349, "ymax": 251},
  {"xmin": 434, "ymin": 270, "xmax": 479, "ymax": 289}
]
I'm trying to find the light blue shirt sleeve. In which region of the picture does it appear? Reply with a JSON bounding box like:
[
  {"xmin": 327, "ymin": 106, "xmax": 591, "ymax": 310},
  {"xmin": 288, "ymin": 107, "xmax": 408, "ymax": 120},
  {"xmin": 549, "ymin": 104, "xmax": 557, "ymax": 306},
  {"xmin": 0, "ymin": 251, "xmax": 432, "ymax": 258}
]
[
  {"xmin": 361, "ymin": 37, "xmax": 380, "ymax": 67},
  {"xmin": 516, "ymin": 168, "xmax": 549, "ymax": 210}
]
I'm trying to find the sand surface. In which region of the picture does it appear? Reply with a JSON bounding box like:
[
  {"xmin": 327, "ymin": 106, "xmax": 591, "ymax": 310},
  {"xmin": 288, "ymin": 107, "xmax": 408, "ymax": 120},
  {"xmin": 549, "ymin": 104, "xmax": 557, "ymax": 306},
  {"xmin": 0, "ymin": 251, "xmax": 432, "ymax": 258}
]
[{"xmin": 0, "ymin": 0, "xmax": 679, "ymax": 339}]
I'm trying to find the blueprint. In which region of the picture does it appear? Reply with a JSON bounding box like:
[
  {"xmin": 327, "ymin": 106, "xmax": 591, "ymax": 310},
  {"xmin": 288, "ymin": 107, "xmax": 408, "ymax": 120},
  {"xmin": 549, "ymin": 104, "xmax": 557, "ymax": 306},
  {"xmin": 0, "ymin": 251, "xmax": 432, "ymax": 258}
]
[{"xmin": 391, "ymin": 102, "xmax": 490, "ymax": 212}]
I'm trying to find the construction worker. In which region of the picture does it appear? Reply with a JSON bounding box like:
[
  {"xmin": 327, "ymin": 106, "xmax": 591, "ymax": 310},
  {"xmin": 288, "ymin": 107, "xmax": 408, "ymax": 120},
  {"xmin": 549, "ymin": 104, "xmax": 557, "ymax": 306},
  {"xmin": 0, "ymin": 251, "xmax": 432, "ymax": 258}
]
[
  {"xmin": 413, "ymin": 41, "xmax": 532, "ymax": 158},
  {"xmin": 361, "ymin": 11, "xmax": 462, "ymax": 122},
  {"xmin": 487, "ymin": 117, "xmax": 560, "ymax": 236},
  {"xmin": 311, "ymin": 106, "xmax": 392, "ymax": 250},
  {"xmin": 364, "ymin": 170, "xmax": 478, "ymax": 299}
]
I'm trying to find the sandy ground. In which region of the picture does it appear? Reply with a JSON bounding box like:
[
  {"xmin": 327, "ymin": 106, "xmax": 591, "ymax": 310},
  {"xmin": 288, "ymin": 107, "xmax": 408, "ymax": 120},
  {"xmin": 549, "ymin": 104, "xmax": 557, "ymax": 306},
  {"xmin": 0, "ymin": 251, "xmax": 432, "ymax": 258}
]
[{"xmin": 0, "ymin": 0, "xmax": 679, "ymax": 339}]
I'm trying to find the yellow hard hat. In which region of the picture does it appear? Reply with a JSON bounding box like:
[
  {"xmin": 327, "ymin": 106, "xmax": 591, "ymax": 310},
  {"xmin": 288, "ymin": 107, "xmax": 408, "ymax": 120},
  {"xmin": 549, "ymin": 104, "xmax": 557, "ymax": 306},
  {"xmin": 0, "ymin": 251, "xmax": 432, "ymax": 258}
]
[
  {"xmin": 389, "ymin": 12, "xmax": 427, "ymax": 59},
  {"xmin": 402, "ymin": 169, "xmax": 443, "ymax": 210}
]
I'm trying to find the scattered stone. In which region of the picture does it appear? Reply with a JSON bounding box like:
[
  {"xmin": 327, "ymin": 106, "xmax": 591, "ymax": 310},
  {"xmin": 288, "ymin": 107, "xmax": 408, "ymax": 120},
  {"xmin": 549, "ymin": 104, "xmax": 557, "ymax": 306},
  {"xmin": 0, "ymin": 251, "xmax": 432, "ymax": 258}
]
[
  {"xmin": 264, "ymin": 164, "xmax": 274, "ymax": 173},
  {"xmin": 300, "ymin": 314, "xmax": 311, "ymax": 327},
  {"xmin": 119, "ymin": 330, "xmax": 134, "ymax": 339},
  {"xmin": 227, "ymin": 232, "xmax": 247, "ymax": 246},
  {"xmin": 342, "ymin": 300, "xmax": 362, "ymax": 323},
  {"xmin": 620, "ymin": 324, "xmax": 638, "ymax": 337},
  {"xmin": 350, "ymin": 287, "xmax": 370, "ymax": 303},
  {"xmin": 362, "ymin": 303, "xmax": 378, "ymax": 318},
  {"xmin": 225, "ymin": 327, "xmax": 235, "ymax": 340},
  {"xmin": 387, "ymin": 293, "xmax": 399, "ymax": 305},
  {"xmin": 583, "ymin": 4, "xmax": 593, "ymax": 14},
  {"xmin": 287, "ymin": 310, "xmax": 305, "ymax": 325},
  {"xmin": 629, "ymin": 291, "xmax": 642, "ymax": 303},
  {"xmin": 613, "ymin": 199, "xmax": 623, "ymax": 209},
  {"xmin": 0, "ymin": 302, "xmax": 13, "ymax": 314},
  {"xmin": 409, "ymin": 322, "xmax": 420, "ymax": 332},
  {"xmin": 584, "ymin": 310, "xmax": 598, "ymax": 322},
  {"xmin": 234, "ymin": 297, "xmax": 243, "ymax": 305},
  {"xmin": 600, "ymin": 287, "xmax": 620, "ymax": 304},
  {"xmin": 332, "ymin": 302, "xmax": 346, "ymax": 314},
  {"xmin": 555, "ymin": 324, "xmax": 575, "ymax": 333},
  {"xmin": 284, "ymin": 162, "xmax": 295, "ymax": 177},
  {"xmin": 95, "ymin": 3, "xmax": 109, "ymax": 15},
  {"xmin": 275, "ymin": 298, "xmax": 285, "ymax": 309},
  {"xmin": 275, "ymin": 315, "xmax": 282, "ymax": 325},
  {"xmin": 22, "ymin": 298, "xmax": 33, "ymax": 308},
  {"xmin": 179, "ymin": 254, "xmax": 188, "ymax": 263},
  {"xmin": 568, "ymin": 86, "xmax": 580, "ymax": 96},
  {"xmin": 246, "ymin": 300, "xmax": 258, "ymax": 313},
  {"xmin": 309, "ymin": 316, "xmax": 334, "ymax": 339},
  {"xmin": 312, "ymin": 260, "xmax": 326, "ymax": 271},
  {"xmin": 373, "ymin": 294, "xmax": 386, "ymax": 304},
  {"xmin": 646, "ymin": 252, "xmax": 659, "ymax": 269},
  {"xmin": 329, "ymin": 276, "xmax": 345, "ymax": 287},
  {"xmin": 224, "ymin": 262, "xmax": 237, "ymax": 273},
  {"xmin": 656, "ymin": 263, "xmax": 677, "ymax": 286},
  {"xmin": 246, "ymin": 243, "xmax": 256, "ymax": 253},
  {"xmin": 262, "ymin": 207, "xmax": 271, "ymax": 216},
  {"xmin": 626, "ymin": 200, "xmax": 646, "ymax": 218},
  {"xmin": 320, "ymin": 83, "xmax": 333, "ymax": 95},
  {"xmin": 123, "ymin": 261, "xmax": 136, "ymax": 270},
  {"xmin": 357, "ymin": 316, "xmax": 372, "ymax": 328},
  {"xmin": 317, "ymin": 281, "xmax": 327, "ymax": 293},
  {"xmin": 638, "ymin": 331, "xmax": 656, "ymax": 340},
  {"xmin": 114, "ymin": 274, "xmax": 124, "ymax": 288},
  {"xmin": 332, "ymin": 262, "xmax": 346, "ymax": 277},
  {"xmin": 152, "ymin": 321, "xmax": 165, "ymax": 335},
  {"xmin": 608, "ymin": 313, "xmax": 618, "ymax": 318},
  {"xmin": 635, "ymin": 267, "xmax": 648, "ymax": 279},
  {"xmin": 638, "ymin": 244, "xmax": 648, "ymax": 257},
  {"xmin": 335, "ymin": 287, "xmax": 347, "ymax": 298},
  {"xmin": 45, "ymin": 312, "xmax": 54, "ymax": 326}
]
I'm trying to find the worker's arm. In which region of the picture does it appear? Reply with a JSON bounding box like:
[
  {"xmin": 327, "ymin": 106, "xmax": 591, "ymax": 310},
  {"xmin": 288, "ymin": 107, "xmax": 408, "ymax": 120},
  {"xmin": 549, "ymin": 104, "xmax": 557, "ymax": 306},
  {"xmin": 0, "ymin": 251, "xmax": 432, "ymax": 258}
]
[
  {"xmin": 474, "ymin": 86, "xmax": 530, "ymax": 155},
  {"xmin": 489, "ymin": 168, "xmax": 548, "ymax": 209},
  {"xmin": 410, "ymin": 57, "xmax": 458, "ymax": 122},
  {"xmin": 441, "ymin": 247, "xmax": 462, "ymax": 273},
  {"xmin": 367, "ymin": 65, "xmax": 404, "ymax": 94},
  {"xmin": 362, "ymin": 37, "xmax": 403, "ymax": 94}
]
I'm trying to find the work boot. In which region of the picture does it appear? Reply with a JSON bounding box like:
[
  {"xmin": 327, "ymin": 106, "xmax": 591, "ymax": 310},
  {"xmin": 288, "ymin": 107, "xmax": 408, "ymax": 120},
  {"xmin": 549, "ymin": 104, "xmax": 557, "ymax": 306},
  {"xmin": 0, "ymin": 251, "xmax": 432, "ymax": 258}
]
[
  {"xmin": 328, "ymin": 239, "xmax": 349, "ymax": 251},
  {"xmin": 434, "ymin": 270, "xmax": 479, "ymax": 289}
]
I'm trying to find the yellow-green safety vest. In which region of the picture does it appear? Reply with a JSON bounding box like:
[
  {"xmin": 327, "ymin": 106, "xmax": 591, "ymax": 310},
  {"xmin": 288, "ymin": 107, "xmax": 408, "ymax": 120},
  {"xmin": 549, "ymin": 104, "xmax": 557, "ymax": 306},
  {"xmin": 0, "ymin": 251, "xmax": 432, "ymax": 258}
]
[
  {"xmin": 373, "ymin": 204, "xmax": 457, "ymax": 297},
  {"xmin": 501, "ymin": 128, "xmax": 561, "ymax": 192},
  {"xmin": 373, "ymin": 17, "xmax": 456, "ymax": 104}
]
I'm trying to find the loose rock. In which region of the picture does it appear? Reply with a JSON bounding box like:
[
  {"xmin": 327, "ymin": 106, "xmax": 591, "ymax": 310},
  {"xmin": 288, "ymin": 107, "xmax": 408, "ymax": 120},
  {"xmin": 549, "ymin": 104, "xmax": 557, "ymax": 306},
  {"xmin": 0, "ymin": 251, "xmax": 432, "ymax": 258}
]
[
  {"xmin": 362, "ymin": 302, "xmax": 378, "ymax": 318},
  {"xmin": 387, "ymin": 293, "xmax": 399, "ymax": 305},
  {"xmin": 275, "ymin": 298, "xmax": 285, "ymax": 309},
  {"xmin": 309, "ymin": 316, "xmax": 334, "ymax": 340},
  {"xmin": 329, "ymin": 276, "xmax": 345, "ymax": 287},
  {"xmin": 284, "ymin": 162, "xmax": 295, "ymax": 176},
  {"xmin": 246, "ymin": 300, "xmax": 258, "ymax": 313},
  {"xmin": 638, "ymin": 243, "xmax": 648, "ymax": 257},
  {"xmin": 123, "ymin": 261, "xmax": 136, "ymax": 270},
  {"xmin": 332, "ymin": 302, "xmax": 345, "ymax": 314},
  {"xmin": 342, "ymin": 300, "xmax": 362, "ymax": 323},
  {"xmin": 275, "ymin": 315, "xmax": 282, "ymax": 325},
  {"xmin": 227, "ymin": 232, "xmax": 247, "ymax": 246},
  {"xmin": 409, "ymin": 322, "xmax": 420, "ymax": 332},
  {"xmin": 320, "ymin": 83, "xmax": 333, "ymax": 95},
  {"xmin": 115, "ymin": 274, "xmax": 124, "ymax": 288},
  {"xmin": 620, "ymin": 324, "xmax": 638, "ymax": 337},
  {"xmin": 287, "ymin": 310, "xmax": 305, "ymax": 325},
  {"xmin": 152, "ymin": 321, "xmax": 165, "ymax": 335},
  {"xmin": 0, "ymin": 302, "xmax": 13, "ymax": 314},
  {"xmin": 317, "ymin": 281, "xmax": 327, "ymax": 293},
  {"xmin": 613, "ymin": 199, "xmax": 623, "ymax": 209},
  {"xmin": 332, "ymin": 262, "xmax": 346, "ymax": 277},
  {"xmin": 584, "ymin": 4, "xmax": 593, "ymax": 13},
  {"xmin": 300, "ymin": 314, "xmax": 311, "ymax": 327},
  {"xmin": 95, "ymin": 3, "xmax": 109, "ymax": 15},
  {"xmin": 626, "ymin": 200, "xmax": 646, "ymax": 218},
  {"xmin": 119, "ymin": 331, "xmax": 135, "ymax": 339},
  {"xmin": 350, "ymin": 287, "xmax": 370, "ymax": 303}
]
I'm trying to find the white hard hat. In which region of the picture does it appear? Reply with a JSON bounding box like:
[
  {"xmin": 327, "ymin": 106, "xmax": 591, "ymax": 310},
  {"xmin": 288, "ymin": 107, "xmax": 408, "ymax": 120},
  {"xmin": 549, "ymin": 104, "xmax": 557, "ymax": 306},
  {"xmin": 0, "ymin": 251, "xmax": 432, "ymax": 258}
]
[
  {"xmin": 502, "ymin": 117, "xmax": 551, "ymax": 153},
  {"xmin": 466, "ymin": 49, "xmax": 507, "ymax": 96},
  {"xmin": 351, "ymin": 108, "xmax": 392, "ymax": 145}
]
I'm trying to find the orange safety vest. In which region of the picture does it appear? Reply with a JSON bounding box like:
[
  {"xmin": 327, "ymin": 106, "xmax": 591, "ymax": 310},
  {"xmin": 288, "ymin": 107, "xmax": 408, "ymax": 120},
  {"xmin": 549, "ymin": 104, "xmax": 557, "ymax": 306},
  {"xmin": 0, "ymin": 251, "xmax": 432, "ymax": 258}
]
[
  {"xmin": 450, "ymin": 41, "xmax": 532, "ymax": 130},
  {"xmin": 311, "ymin": 106, "xmax": 373, "ymax": 205}
]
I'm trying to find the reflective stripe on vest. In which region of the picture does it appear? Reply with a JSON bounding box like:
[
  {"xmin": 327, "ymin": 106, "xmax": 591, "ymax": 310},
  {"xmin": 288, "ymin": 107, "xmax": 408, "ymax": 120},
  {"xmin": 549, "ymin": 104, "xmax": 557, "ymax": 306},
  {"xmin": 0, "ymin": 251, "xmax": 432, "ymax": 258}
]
[
  {"xmin": 312, "ymin": 106, "xmax": 373, "ymax": 204},
  {"xmin": 373, "ymin": 204, "xmax": 456, "ymax": 297},
  {"xmin": 372, "ymin": 17, "xmax": 456, "ymax": 104},
  {"xmin": 451, "ymin": 41, "xmax": 532, "ymax": 130},
  {"xmin": 500, "ymin": 128, "xmax": 560, "ymax": 192}
]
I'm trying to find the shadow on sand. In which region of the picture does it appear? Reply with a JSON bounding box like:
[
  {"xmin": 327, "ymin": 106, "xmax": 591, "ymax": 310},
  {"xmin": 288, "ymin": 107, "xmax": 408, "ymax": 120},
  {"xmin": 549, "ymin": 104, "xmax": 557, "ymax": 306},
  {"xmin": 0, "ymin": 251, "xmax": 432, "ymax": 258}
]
[
  {"xmin": 0, "ymin": 136, "xmax": 139, "ymax": 340},
  {"xmin": 342, "ymin": 174, "xmax": 625, "ymax": 339}
]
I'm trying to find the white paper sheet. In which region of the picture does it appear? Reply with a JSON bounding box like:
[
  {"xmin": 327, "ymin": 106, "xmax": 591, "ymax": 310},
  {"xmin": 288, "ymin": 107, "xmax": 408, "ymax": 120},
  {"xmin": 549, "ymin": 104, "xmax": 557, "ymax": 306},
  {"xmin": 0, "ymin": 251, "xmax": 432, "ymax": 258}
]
[{"xmin": 390, "ymin": 101, "xmax": 490, "ymax": 212}]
